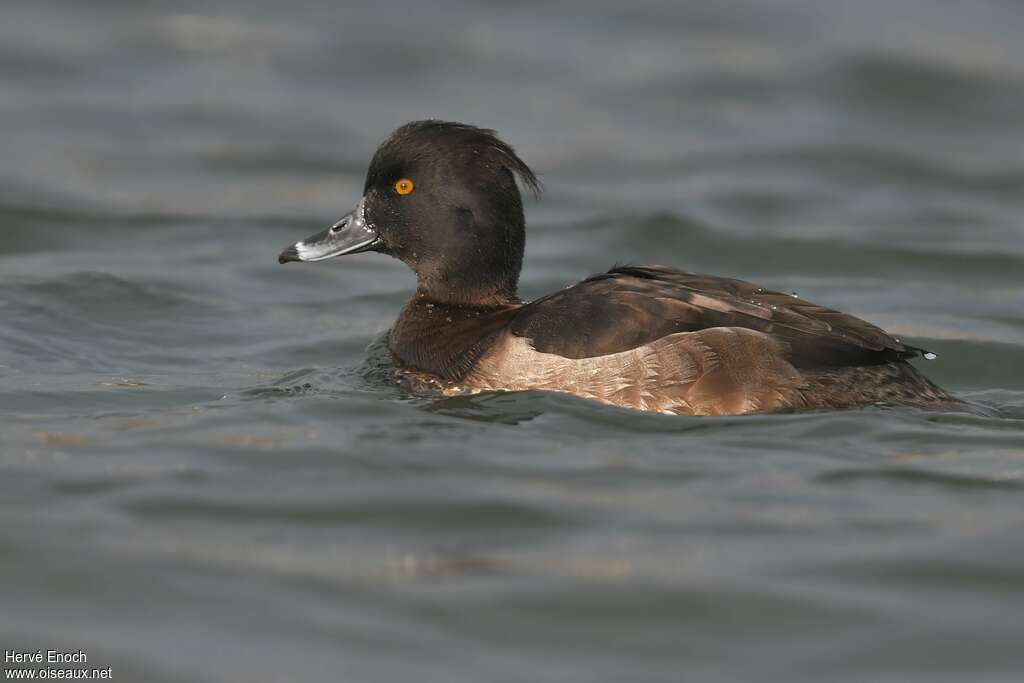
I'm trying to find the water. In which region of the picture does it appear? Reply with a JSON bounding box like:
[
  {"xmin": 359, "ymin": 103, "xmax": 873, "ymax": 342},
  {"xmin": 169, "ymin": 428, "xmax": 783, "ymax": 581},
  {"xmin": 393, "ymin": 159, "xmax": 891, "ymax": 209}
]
[{"xmin": 2, "ymin": 1, "xmax": 1024, "ymax": 681}]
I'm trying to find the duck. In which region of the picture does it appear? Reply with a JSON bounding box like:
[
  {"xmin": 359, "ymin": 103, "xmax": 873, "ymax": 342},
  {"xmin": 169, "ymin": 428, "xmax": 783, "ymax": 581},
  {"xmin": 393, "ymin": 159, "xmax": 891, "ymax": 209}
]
[{"xmin": 279, "ymin": 120, "xmax": 954, "ymax": 416}]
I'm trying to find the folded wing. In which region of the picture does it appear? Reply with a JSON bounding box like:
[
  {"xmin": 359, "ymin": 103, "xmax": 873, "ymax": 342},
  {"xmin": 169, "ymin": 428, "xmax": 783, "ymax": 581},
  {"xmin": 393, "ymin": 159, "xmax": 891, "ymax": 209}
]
[{"xmin": 510, "ymin": 264, "xmax": 924, "ymax": 367}]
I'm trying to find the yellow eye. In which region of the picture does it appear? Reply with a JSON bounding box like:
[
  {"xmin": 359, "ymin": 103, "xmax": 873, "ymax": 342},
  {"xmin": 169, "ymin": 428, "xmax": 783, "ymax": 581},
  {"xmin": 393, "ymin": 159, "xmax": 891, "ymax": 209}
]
[{"xmin": 394, "ymin": 178, "xmax": 414, "ymax": 195}]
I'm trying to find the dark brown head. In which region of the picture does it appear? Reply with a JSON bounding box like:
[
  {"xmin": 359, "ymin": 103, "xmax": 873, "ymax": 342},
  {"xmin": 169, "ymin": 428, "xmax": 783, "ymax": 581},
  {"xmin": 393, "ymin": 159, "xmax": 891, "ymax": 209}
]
[{"xmin": 279, "ymin": 120, "xmax": 540, "ymax": 305}]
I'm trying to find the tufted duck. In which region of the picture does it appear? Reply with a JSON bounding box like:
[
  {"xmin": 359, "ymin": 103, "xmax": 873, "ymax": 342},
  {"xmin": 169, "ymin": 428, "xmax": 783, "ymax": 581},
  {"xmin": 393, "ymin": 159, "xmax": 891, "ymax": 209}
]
[{"xmin": 279, "ymin": 120, "xmax": 953, "ymax": 415}]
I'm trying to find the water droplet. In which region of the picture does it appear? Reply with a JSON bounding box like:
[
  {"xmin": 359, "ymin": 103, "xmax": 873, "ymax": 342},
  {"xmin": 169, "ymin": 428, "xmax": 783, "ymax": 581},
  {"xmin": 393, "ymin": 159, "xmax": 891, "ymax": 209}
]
[
  {"xmin": 894, "ymin": 337, "xmax": 901, "ymax": 343},
  {"xmin": 791, "ymin": 292, "xmax": 799, "ymax": 298},
  {"xmin": 755, "ymin": 287, "xmax": 765, "ymax": 293},
  {"xmin": 770, "ymin": 305, "xmax": 778, "ymax": 311},
  {"xmin": 923, "ymin": 352, "xmax": 937, "ymax": 360},
  {"xmin": 446, "ymin": 316, "xmax": 453, "ymax": 323}
]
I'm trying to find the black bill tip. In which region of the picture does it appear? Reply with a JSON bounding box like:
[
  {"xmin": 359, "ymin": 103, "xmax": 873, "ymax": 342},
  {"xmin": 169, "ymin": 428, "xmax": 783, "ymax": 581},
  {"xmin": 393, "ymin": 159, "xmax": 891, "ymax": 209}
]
[{"xmin": 278, "ymin": 245, "xmax": 301, "ymax": 264}]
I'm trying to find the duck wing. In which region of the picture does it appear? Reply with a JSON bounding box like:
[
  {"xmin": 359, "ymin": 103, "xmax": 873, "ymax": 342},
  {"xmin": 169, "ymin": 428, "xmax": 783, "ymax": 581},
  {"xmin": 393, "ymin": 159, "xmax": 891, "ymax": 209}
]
[{"xmin": 510, "ymin": 264, "xmax": 925, "ymax": 368}]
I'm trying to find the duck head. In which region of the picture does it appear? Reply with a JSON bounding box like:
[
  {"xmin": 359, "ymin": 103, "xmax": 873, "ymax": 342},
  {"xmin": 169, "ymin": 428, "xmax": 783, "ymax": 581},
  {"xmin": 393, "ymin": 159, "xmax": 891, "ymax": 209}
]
[{"xmin": 279, "ymin": 120, "xmax": 541, "ymax": 306}]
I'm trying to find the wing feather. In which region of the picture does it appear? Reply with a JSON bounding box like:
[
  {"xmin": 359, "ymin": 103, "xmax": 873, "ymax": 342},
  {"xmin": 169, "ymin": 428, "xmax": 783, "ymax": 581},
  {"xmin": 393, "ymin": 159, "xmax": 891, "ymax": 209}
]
[{"xmin": 510, "ymin": 264, "xmax": 924, "ymax": 368}]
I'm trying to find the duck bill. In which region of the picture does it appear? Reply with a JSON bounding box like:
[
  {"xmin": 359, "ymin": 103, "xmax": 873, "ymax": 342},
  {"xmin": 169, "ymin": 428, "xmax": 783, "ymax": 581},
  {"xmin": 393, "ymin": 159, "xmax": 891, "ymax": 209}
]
[{"xmin": 278, "ymin": 197, "xmax": 380, "ymax": 264}]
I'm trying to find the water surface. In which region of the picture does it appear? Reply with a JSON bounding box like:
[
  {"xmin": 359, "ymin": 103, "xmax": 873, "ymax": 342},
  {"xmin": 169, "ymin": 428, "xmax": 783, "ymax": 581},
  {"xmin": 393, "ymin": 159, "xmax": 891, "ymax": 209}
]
[{"xmin": 2, "ymin": 1, "xmax": 1024, "ymax": 681}]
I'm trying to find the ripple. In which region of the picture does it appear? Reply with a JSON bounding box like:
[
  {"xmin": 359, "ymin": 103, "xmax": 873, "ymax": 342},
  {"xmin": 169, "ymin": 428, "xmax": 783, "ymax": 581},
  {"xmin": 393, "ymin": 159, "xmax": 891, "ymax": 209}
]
[
  {"xmin": 817, "ymin": 467, "xmax": 1024, "ymax": 491},
  {"xmin": 120, "ymin": 495, "xmax": 574, "ymax": 530},
  {"xmin": 830, "ymin": 53, "xmax": 1024, "ymax": 125}
]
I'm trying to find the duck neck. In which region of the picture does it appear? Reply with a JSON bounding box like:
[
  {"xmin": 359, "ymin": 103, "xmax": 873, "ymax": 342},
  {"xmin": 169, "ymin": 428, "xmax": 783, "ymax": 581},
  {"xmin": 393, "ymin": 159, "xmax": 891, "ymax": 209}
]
[{"xmin": 413, "ymin": 279, "xmax": 520, "ymax": 308}]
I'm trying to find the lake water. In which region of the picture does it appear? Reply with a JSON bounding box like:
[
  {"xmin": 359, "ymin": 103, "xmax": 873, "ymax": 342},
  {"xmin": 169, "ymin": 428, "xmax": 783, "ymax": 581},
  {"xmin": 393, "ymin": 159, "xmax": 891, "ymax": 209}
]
[{"xmin": 2, "ymin": 1, "xmax": 1023, "ymax": 681}]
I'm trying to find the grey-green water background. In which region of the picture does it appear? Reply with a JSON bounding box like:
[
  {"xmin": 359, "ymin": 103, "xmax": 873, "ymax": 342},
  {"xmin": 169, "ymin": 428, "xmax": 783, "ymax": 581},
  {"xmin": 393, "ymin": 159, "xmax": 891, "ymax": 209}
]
[{"xmin": 3, "ymin": 1, "xmax": 1024, "ymax": 681}]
